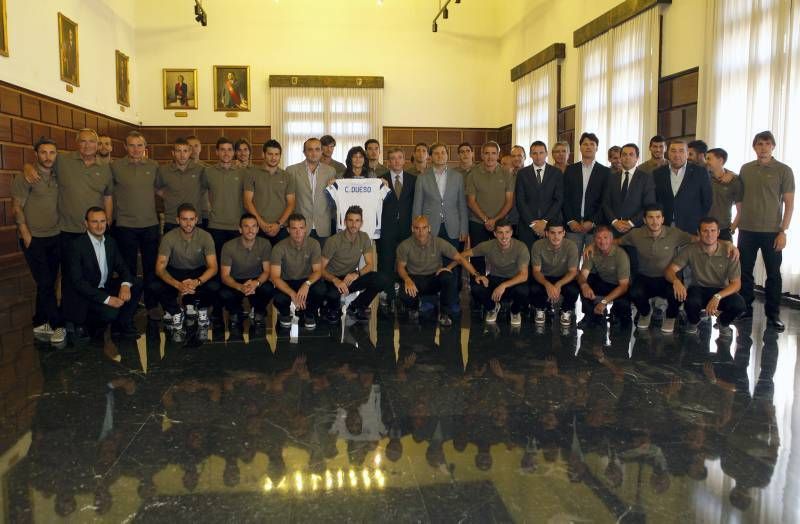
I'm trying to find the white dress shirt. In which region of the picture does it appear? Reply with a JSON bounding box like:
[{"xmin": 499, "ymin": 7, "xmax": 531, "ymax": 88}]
[
  {"xmin": 580, "ymin": 160, "xmax": 596, "ymax": 217},
  {"xmin": 389, "ymin": 169, "xmax": 404, "ymax": 190},
  {"xmin": 670, "ymin": 164, "xmax": 687, "ymax": 196},
  {"xmin": 89, "ymin": 233, "xmax": 109, "ymax": 289},
  {"xmin": 434, "ymin": 167, "xmax": 448, "ymax": 198}
]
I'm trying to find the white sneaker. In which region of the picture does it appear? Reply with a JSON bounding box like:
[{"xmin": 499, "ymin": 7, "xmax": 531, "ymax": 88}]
[
  {"xmin": 185, "ymin": 304, "xmax": 197, "ymax": 317},
  {"xmin": 685, "ymin": 322, "xmax": 698, "ymax": 334},
  {"xmin": 510, "ymin": 312, "xmax": 522, "ymax": 326},
  {"xmin": 171, "ymin": 311, "xmax": 185, "ymax": 330},
  {"xmin": 534, "ymin": 309, "xmax": 546, "ymax": 325},
  {"xmin": 718, "ymin": 324, "xmax": 733, "ymax": 338},
  {"xmin": 198, "ymin": 308, "xmax": 210, "ymax": 327},
  {"xmin": 660, "ymin": 317, "xmax": 675, "ymax": 334},
  {"xmin": 637, "ymin": 313, "xmax": 651, "ymax": 330},
  {"xmin": 33, "ymin": 323, "xmax": 53, "ymax": 338},
  {"xmin": 163, "ymin": 312, "xmax": 173, "ymax": 322},
  {"xmin": 485, "ymin": 303, "xmax": 501, "ymax": 323},
  {"xmin": 50, "ymin": 327, "xmax": 67, "ymax": 344},
  {"xmin": 560, "ymin": 310, "xmax": 573, "ymax": 326}
]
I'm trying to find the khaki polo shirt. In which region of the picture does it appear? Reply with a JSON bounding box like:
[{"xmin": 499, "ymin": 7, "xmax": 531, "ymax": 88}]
[
  {"xmin": 465, "ymin": 164, "xmax": 515, "ymax": 223},
  {"xmin": 245, "ymin": 166, "xmax": 296, "ymax": 223},
  {"xmin": 620, "ymin": 226, "xmax": 693, "ymax": 278},
  {"xmin": 111, "ymin": 158, "xmax": 159, "ymax": 228},
  {"xmin": 221, "ymin": 236, "xmax": 272, "ymax": 279},
  {"xmin": 531, "ymin": 238, "xmax": 579, "ymax": 277},
  {"xmin": 472, "ymin": 239, "xmax": 529, "ymax": 278},
  {"xmin": 638, "ymin": 158, "xmax": 667, "ymax": 176},
  {"xmin": 739, "ymin": 158, "xmax": 795, "ymax": 232},
  {"xmin": 12, "ymin": 169, "xmax": 60, "ymax": 238},
  {"xmin": 325, "ymin": 159, "xmax": 346, "ymax": 176},
  {"xmin": 202, "ymin": 164, "xmax": 244, "ymax": 231},
  {"xmin": 396, "ymin": 236, "xmax": 457, "ymax": 275},
  {"xmin": 271, "ymin": 237, "xmax": 322, "ymax": 281},
  {"xmin": 367, "ymin": 163, "xmax": 389, "ymax": 178},
  {"xmin": 55, "ymin": 153, "xmax": 113, "ymax": 233},
  {"xmin": 583, "ymin": 245, "xmax": 630, "ymax": 284},
  {"xmin": 710, "ymin": 172, "xmax": 744, "ymax": 229},
  {"xmin": 322, "ymin": 230, "xmax": 372, "ymax": 276},
  {"xmin": 156, "ymin": 162, "xmax": 205, "ymax": 219},
  {"xmin": 158, "ymin": 227, "xmax": 215, "ymax": 270},
  {"xmin": 672, "ymin": 242, "xmax": 740, "ymax": 288}
]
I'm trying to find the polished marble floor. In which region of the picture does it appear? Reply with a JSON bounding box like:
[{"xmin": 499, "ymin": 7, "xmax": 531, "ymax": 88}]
[{"xmin": 2, "ymin": 297, "xmax": 799, "ymax": 523}]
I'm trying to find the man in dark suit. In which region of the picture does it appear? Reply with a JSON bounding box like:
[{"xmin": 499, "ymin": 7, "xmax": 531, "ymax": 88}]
[
  {"xmin": 377, "ymin": 147, "xmax": 417, "ymax": 311},
  {"xmin": 563, "ymin": 132, "xmax": 610, "ymax": 249},
  {"xmin": 516, "ymin": 140, "xmax": 563, "ymax": 249},
  {"xmin": 602, "ymin": 143, "xmax": 656, "ymax": 235},
  {"xmin": 67, "ymin": 207, "xmax": 143, "ymax": 357},
  {"xmin": 653, "ymin": 140, "xmax": 712, "ymax": 234}
]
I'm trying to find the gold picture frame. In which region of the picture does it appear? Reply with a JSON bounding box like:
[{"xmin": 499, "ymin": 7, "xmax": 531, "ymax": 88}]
[
  {"xmin": 115, "ymin": 50, "xmax": 130, "ymax": 107},
  {"xmin": 163, "ymin": 68, "xmax": 198, "ymax": 109},
  {"xmin": 0, "ymin": 0, "xmax": 9, "ymax": 57},
  {"xmin": 213, "ymin": 65, "xmax": 250, "ymax": 112},
  {"xmin": 58, "ymin": 13, "xmax": 79, "ymax": 86}
]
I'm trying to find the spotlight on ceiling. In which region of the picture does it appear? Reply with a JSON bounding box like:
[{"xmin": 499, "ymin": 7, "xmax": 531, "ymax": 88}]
[
  {"xmin": 194, "ymin": 1, "xmax": 207, "ymax": 26},
  {"xmin": 432, "ymin": 21, "xmax": 438, "ymax": 32}
]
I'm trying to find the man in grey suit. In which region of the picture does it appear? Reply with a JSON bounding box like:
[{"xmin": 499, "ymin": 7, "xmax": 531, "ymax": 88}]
[
  {"xmin": 603, "ymin": 143, "xmax": 656, "ymax": 236},
  {"xmin": 286, "ymin": 138, "xmax": 336, "ymax": 246},
  {"xmin": 412, "ymin": 143, "xmax": 468, "ymax": 285}
]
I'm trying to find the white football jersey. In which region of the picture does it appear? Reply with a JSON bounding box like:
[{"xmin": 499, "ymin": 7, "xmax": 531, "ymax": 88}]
[{"xmin": 326, "ymin": 178, "xmax": 391, "ymax": 239}]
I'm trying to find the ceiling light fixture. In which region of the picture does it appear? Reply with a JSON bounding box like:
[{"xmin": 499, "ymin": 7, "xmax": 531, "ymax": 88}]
[
  {"xmin": 432, "ymin": 0, "xmax": 457, "ymax": 33},
  {"xmin": 194, "ymin": 0, "xmax": 207, "ymax": 26}
]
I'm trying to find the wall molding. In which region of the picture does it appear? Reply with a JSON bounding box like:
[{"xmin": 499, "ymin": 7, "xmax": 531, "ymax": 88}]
[
  {"xmin": 268, "ymin": 75, "xmax": 384, "ymax": 89},
  {"xmin": 573, "ymin": 0, "xmax": 671, "ymax": 47},
  {"xmin": 510, "ymin": 43, "xmax": 566, "ymax": 82}
]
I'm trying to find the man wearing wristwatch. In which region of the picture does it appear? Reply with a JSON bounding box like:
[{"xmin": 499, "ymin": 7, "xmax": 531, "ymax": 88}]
[
  {"xmin": 577, "ymin": 225, "xmax": 631, "ymax": 329},
  {"xmin": 243, "ymin": 139, "xmax": 296, "ymax": 246},
  {"xmin": 151, "ymin": 203, "xmax": 220, "ymax": 340},
  {"xmin": 320, "ymin": 206, "xmax": 390, "ymax": 323},
  {"xmin": 270, "ymin": 213, "xmax": 325, "ymax": 330},
  {"xmin": 218, "ymin": 213, "xmax": 275, "ymax": 340},
  {"xmin": 665, "ymin": 217, "xmax": 745, "ymax": 336}
]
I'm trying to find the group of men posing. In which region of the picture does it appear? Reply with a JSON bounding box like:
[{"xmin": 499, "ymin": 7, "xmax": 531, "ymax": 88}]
[{"xmin": 12, "ymin": 126, "xmax": 794, "ymax": 352}]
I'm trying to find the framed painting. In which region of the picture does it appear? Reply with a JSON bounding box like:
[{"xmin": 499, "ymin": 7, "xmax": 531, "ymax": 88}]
[
  {"xmin": 213, "ymin": 65, "xmax": 249, "ymax": 112},
  {"xmin": 0, "ymin": 0, "xmax": 8, "ymax": 57},
  {"xmin": 115, "ymin": 50, "xmax": 130, "ymax": 107},
  {"xmin": 58, "ymin": 13, "xmax": 79, "ymax": 86},
  {"xmin": 163, "ymin": 68, "xmax": 198, "ymax": 109}
]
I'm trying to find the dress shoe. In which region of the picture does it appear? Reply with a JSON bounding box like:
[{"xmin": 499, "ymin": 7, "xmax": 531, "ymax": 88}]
[
  {"xmin": 103, "ymin": 340, "xmax": 122, "ymax": 362},
  {"xmin": 767, "ymin": 316, "xmax": 785, "ymax": 331}
]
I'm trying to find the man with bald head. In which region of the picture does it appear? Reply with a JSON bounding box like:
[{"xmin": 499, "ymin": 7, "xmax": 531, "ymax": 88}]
[{"xmin": 286, "ymin": 137, "xmax": 336, "ymax": 245}]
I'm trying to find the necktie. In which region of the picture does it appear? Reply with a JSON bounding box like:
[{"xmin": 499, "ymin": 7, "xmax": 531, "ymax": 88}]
[
  {"xmin": 621, "ymin": 171, "xmax": 630, "ymax": 200},
  {"xmin": 536, "ymin": 168, "xmax": 542, "ymax": 184},
  {"xmin": 395, "ymin": 174, "xmax": 402, "ymax": 197}
]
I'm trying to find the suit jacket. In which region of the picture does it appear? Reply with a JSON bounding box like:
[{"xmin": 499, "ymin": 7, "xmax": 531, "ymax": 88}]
[
  {"xmin": 602, "ymin": 168, "xmax": 656, "ymax": 227},
  {"xmin": 515, "ymin": 163, "xmax": 563, "ymax": 226},
  {"xmin": 563, "ymin": 161, "xmax": 610, "ymax": 226},
  {"xmin": 412, "ymin": 167, "xmax": 468, "ymax": 239},
  {"xmin": 68, "ymin": 233, "xmax": 133, "ymax": 305},
  {"xmin": 653, "ymin": 163, "xmax": 712, "ymax": 233},
  {"xmin": 379, "ymin": 171, "xmax": 417, "ymax": 240},
  {"xmin": 286, "ymin": 161, "xmax": 337, "ymax": 237}
]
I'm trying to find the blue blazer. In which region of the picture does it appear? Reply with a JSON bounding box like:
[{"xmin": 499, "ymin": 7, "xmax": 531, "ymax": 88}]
[{"xmin": 653, "ymin": 163, "xmax": 712, "ymax": 233}]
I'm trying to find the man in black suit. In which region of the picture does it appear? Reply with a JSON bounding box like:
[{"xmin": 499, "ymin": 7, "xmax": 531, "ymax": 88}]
[
  {"xmin": 67, "ymin": 207, "xmax": 142, "ymax": 357},
  {"xmin": 563, "ymin": 132, "xmax": 610, "ymax": 249},
  {"xmin": 377, "ymin": 147, "xmax": 416, "ymax": 311},
  {"xmin": 516, "ymin": 140, "xmax": 563, "ymax": 249},
  {"xmin": 653, "ymin": 140, "xmax": 712, "ymax": 234},
  {"xmin": 603, "ymin": 143, "xmax": 656, "ymax": 236}
]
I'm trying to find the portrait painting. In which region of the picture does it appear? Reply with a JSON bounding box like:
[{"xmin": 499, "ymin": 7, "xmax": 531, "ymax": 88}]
[
  {"xmin": 0, "ymin": 0, "xmax": 8, "ymax": 57},
  {"xmin": 213, "ymin": 65, "xmax": 249, "ymax": 112},
  {"xmin": 58, "ymin": 13, "xmax": 79, "ymax": 86},
  {"xmin": 115, "ymin": 50, "xmax": 130, "ymax": 107},
  {"xmin": 163, "ymin": 68, "xmax": 198, "ymax": 109}
]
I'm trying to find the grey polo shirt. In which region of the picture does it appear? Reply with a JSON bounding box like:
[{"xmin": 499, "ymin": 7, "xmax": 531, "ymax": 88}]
[
  {"xmin": 619, "ymin": 226, "xmax": 693, "ymax": 278},
  {"xmin": 202, "ymin": 164, "xmax": 244, "ymax": 231},
  {"xmin": 583, "ymin": 245, "xmax": 630, "ymax": 284},
  {"xmin": 322, "ymin": 230, "xmax": 372, "ymax": 276},
  {"xmin": 111, "ymin": 157, "xmax": 159, "ymax": 228},
  {"xmin": 55, "ymin": 152, "xmax": 113, "ymax": 233},
  {"xmin": 221, "ymin": 236, "xmax": 272, "ymax": 279},
  {"xmin": 12, "ymin": 169, "xmax": 60, "ymax": 237},
  {"xmin": 709, "ymin": 172, "xmax": 744, "ymax": 230},
  {"xmin": 472, "ymin": 239, "xmax": 529, "ymax": 279},
  {"xmin": 396, "ymin": 236, "xmax": 457, "ymax": 275},
  {"xmin": 156, "ymin": 162, "xmax": 205, "ymax": 220},
  {"xmin": 158, "ymin": 227, "xmax": 215, "ymax": 270},
  {"xmin": 271, "ymin": 237, "xmax": 322, "ymax": 281},
  {"xmin": 245, "ymin": 166, "xmax": 295, "ymax": 223},
  {"xmin": 531, "ymin": 238, "xmax": 580, "ymax": 277},
  {"xmin": 465, "ymin": 163, "xmax": 515, "ymax": 223},
  {"xmin": 672, "ymin": 242, "xmax": 740, "ymax": 288},
  {"xmin": 739, "ymin": 158, "xmax": 795, "ymax": 232}
]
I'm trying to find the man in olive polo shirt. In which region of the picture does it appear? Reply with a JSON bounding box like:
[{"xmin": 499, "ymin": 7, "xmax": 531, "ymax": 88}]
[
  {"xmin": 156, "ymin": 137, "xmax": 205, "ymax": 234},
  {"xmin": 150, "ymin": 203, "xmax": 219, "ymax": 339},
  {"xmin": 187, "ymin": 135, "xmax": 210, "ymax": 228},
  {"xmin": 111, "ymin": 130, "xmax": 161, "ymax": 315},
  {"xmin": 202, "ymin": 137, "xmax": 245, "ymax": 259},
  {"xmin": 320, "ymin": 206, "xmax": 390, "ymax": 323},
  {"xmin": 530, "ymin": 223, "xmax": 580, "ymax": 327},
  {"xmin": 666, "ymin": 217, "xmax": 745, "ymax": 336},
  {"xmin": 466, "ymin": 142, "xmax": 515, "ymax": 274},
  {"xmin": 243, "ymin": 139, "xmax": 296, "ymax": 245},
  {"xmin": 459, "ymin": 219, "xmax": 529, "ymax": 326},
  {"xmin": 577, "ymin": 225, "xmax": 631, "ymax": 329},
  {"xmin": 706, "ymin": 148, "xmax": 743, "ymax": 242},
  {"xmin": 737, "ymin": 130, "xmax": 794, "ymax": 330},
  {"xmin": 12, "ymin": 137, "xmax": 65, "ymax": 345},
  {"xmin": 396, "ymin": 215, "xmax": 478, "ymax": 327},
  {"xmin": 97, "ymin": 134, "xmax": 113, "ymax": 165},
  {"xmin": 270, "ymin": 213, "xmax": 325, "ymax": 330},
  {"xmin": 219, "ymin": 213, "xmax": 274, "ymax": 339},
  {"xmin": 365, "ymin": 138, "xmax": 389, "ymax": 178}
]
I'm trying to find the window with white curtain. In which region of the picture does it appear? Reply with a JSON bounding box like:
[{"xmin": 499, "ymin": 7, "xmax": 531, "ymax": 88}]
[
  {"xmin": 575, "ymin": 8, "xmax": 660, "ymax": 162},
  {"xmin": 270, "ymin": 86, "xmax": 383, "ymax": 167},
  {"xmin": 697, "ymin": 0, "xmax": 800, "ymax": 294},
  {"xmin": 513, "ymin": 60, "xmax": 558, "ymax": 160}
]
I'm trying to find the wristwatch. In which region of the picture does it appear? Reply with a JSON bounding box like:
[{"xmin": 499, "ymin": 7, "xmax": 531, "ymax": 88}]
[
  {"xmin": 304, "ymin": 280, "xmax": 313, "ymax": 287},
  {"xmin": 600, "ymin": 299, "xmax": 608, "ymax": 305},
  {"xmin": 713, "ymin": 293, "xmax": 722, "ymax": 301}
]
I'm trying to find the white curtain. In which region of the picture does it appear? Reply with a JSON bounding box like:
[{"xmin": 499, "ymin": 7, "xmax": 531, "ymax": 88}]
[
  {"xmin": 698, "ymin": 0, "xmax": 800, "ymax": 293},
  {"xmin": 575, "ymin": 8, "xmax": 660, "ymax": 163},
  {"xmin": 270, "ymin": 87, "xmax": 383, "ymax": 167},
  {"xmin": 513, "ymin": 60, "xmax": 558, "ymax": 159}
]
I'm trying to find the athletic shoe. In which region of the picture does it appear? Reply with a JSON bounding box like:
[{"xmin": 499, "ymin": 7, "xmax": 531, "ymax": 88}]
[
  {"xmin": 50, "ymin": 327, "xmax": 67, "ymax": 345},
  {"xmin": 637, "ymin": 313, "xmax": 651, "ymax": 330},
  {"xmin": 660, "ymin": 318, "xmax": 675, "ymax": 334},
  {"xmin": 439, "ymin": 312, "xmax": 453, "ymax": 327},
  {"xmin": 279, "ymin": 315, "xmax": 292, "ymax": 328},
  {"xmin": 510, "ymin": 312, "xmax": 522, "ymax": 327},
  {"xmin": 303, "ymin": 314, "xmax": 317, "ymax": 330},
  {"xmin": 171, "ymin": 311, "xmax": 185, "ymax": 331},
  {"xmin": 33, "ymin": 323, "xmax": 53, "ymax": 338},
  {"xmin": 485, "ymin": 303, "xmax": 501, "ymax": 324},
  {"xmin": 560, "ymin": 310, "xmax": 573, "ymax": 327},
  {"xmin": 534, "ymin": 309, "xmax": 546, "ymax": 325}
]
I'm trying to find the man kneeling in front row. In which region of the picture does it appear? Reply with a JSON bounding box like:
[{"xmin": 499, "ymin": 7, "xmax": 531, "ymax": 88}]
[
  {"xmin": 396, "ymin": 215, "xmax": 480, "ymax": 326},
  {"xmin": 219, "ymin": 213, "xmax": 274, "ymax": 340},
  {"xmin": 321, "ymin": 205, "xmax": 390, "ymax": 323},
  {"xmin": 458, "ymin": 218, "xmax": 529, "ymax": 326},
  {"xmin": 577, "ymin": 225, "xmax": 632, "ymax": 329},
  {"xmin": 530, "ymin": 223, "xmax": 580, "ymax": 327},
  {"xmin": 150, "ymin": 203, "xmax": 220, "ymax": 340}
]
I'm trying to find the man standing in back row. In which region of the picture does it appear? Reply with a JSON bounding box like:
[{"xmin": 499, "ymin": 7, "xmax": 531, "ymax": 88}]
[
  {"xmin": 563, "ymin": 132, "xmax": 609, "ymax": 250},
  {"xmin": 286, "ymin": 138, "xmax": 336, "ymax": 246}
]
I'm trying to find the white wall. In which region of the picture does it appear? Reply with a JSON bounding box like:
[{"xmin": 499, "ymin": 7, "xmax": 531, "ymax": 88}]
[{"xmin": 0, "ymin": 0, "xmax": 138, "ymax": 123}]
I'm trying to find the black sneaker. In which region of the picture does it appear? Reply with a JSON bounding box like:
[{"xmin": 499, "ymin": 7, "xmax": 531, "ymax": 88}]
[
  {"xmin": 407, "ymin": 308, "xmax": 419, "ymax": 321},
  {"xmin": 767, "ymin": 316, "xmax": 785, "ymax": 331},
  {"xmin": 279, "ymin": 315, "xmax": 292, "ymax": 328},
  {"xmin": 303, "ymin": 314, "xmax": 317, "ymax": 330},
  {"xmin": 324, "ymin": 309, "xmax": 341, "ymax": 324},
  {"xmin": 348, "ymin": 306, "xmax": 370, "ymax": 322}
]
